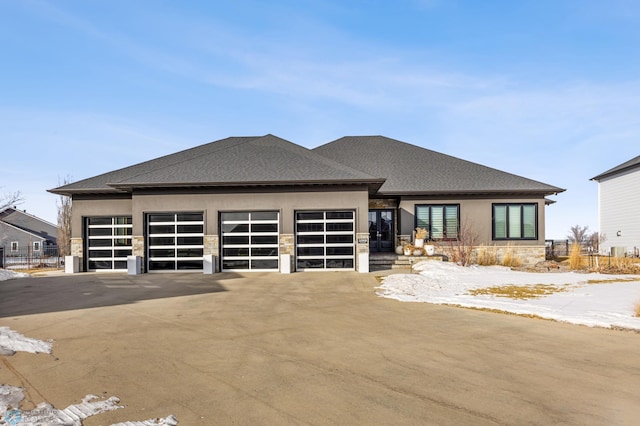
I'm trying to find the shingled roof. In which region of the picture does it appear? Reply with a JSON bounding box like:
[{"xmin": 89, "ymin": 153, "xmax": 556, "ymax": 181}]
[
  {"xmin": 50, "ymin": 135, "xmax": 384, "ymax": 195},
  {"xmin": 50, "ymin": 134, "xmax": 564, "ymax": 197},
  {"xmin": 591, "ymin": 155, "xmax": 640, "ymax": 181},
  {"xmin": 313, "ymin": 136, "xmax": 564, "ymax": 196}
]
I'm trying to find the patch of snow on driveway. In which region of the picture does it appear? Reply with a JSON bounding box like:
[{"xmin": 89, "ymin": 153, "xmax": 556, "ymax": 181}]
[{"xmin": 0, "ymin": 327, "xmax": 52, "ymax": 356}]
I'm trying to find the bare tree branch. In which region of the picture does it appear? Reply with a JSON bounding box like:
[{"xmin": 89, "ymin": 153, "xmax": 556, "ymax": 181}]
[
  {"xmin": 56, "ymin": 176, "xmax": 73, "ymax": 256},
  {"xmin": 0, "ymin": 189, "xmax": 24, "ymax": 211}
]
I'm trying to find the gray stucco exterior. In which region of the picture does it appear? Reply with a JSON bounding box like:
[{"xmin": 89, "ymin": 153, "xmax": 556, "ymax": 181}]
[{"xmin": 50, "ymin": 134, "xmax": 564, "ymax": 273}]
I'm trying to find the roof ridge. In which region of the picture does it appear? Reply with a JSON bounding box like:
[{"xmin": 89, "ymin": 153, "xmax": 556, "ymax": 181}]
[{"xmin": 106, "ymin": 135, "xmax": 266, "ymax": 186}]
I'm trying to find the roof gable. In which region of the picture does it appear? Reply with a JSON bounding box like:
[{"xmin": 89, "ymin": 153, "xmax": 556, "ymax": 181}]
[
  {"xmin": 0, "ymin": 207, "xmax": 58, "ymax": 239},
  {"xmin": 313, "ymin": 136, "xmax": 564, "ymax": 196},
  {"xmin": 591, "ymin": 155, "xmax": 640, "ymax": 181}
]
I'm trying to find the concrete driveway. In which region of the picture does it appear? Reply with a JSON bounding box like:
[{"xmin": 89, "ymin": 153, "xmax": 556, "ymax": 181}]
[{"xmin": 1, "ymin": 271, "xmax": 640, "ymax": 425}]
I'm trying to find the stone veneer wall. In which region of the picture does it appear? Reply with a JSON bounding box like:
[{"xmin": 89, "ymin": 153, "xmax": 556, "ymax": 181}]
[{"xmin": 435, "ymin": 245, "xmax": 546, "ymax": 266}]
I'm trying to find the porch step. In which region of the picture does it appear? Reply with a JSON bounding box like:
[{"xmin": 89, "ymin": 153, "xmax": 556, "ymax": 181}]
[{"xmin": 370, "ymin": 254, "xmax": 447, "ymax": 271}]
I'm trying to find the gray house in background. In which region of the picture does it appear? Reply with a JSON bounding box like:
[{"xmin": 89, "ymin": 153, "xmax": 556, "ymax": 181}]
[
  {"xmin": 49, "ymin": 134, "xmax": 564, "ymax": 273},
  {"xmin": 0, "ymin": 207, "xmax": 58, "ymax": 255},
  {"xmin": 591, "ymin": 155, "xmax": 640, "ymax": 257}
]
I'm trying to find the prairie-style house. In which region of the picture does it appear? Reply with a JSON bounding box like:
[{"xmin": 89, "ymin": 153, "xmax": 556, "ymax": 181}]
[{"xmin": 49, "ymin": 135, "xmax": 564, "ymax": 273}]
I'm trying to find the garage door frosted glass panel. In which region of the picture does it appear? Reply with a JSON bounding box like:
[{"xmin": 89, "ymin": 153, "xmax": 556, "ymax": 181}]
[
  {"xmin": 147, "ymin": 212, "xmax": 204, "ymax": 272},
  {"xmin": 85, "ymin": 216, "xmax": 133, "ymax": 271},
  {"xmin": 295, "ymin": 211, "xmax": 355, "ymax": 271},
  {"xmin": 221, "ymin": 211, "xmax": 279, "ymax": 272}
]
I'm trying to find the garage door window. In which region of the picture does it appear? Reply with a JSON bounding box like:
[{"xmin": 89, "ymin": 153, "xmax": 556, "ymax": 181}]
[
  {"xmin": 147, "ymin": 212, "xmax": 204, "ymax": 271},
  {"xmin": 296, "ymin": 211, "xmax": 355, "ymax": 271},
  {"xmin": 221, "ymin": 211, "xmax": 279, "ymax": 271},
  {"xmin": 85, "ymin": 216, "xmax": 132, "ymax": 271}
]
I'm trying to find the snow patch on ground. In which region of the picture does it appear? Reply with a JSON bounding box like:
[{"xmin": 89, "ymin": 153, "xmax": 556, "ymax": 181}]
[
  {"xmin": 0, "ymin": 270, "xmax": 29, "ymax": 282},
  {"xmin": 0, "ymin": 386, "xmax": 178, "ymax": 426},
  {"xmin": 377, "ymin": 261, "xmax": 640, "ymax": 330},
  {"xmin": 111, "ymin": 415, "xmax": 179, "ymax": 425},
  {"xmin": 0, "ymin": 327, "xmax": 52, "ymax": 356},
  {"xmin": 1, "ymin": 389, "xmax": 122, "ymax": 425},
  {"xmin": 1, "ymin": 330, "xmax": 177, "ymax": 425}
]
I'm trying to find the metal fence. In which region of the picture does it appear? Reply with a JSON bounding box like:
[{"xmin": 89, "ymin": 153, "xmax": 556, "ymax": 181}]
[
  {"xmin": 545, "ymin": 239, "xmax": 570, "ymax": 258},
  {"xmin": 1, "ymin": 245, "xmax": 62, "ymax": 271}
]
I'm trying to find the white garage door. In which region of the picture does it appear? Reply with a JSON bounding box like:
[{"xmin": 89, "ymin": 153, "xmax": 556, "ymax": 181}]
[
  {"xmin": 85, "ymin": 216, "xmax": 132, "ymax": 271},
  {"xmin": 146, "ymin": 212, "xmax": 204, "ymax": 272},
  {"xmin": 295, "ymin": 211, "xmax": 355, "ymax": 271},
  {"xmin": 221, "ymin": 211, "xmax": 279, "ymax": 272}
]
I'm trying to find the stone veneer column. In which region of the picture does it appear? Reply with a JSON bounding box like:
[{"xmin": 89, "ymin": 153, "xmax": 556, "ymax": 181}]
[
  {"xmin": 131, "ymin": 236, "xmax": 145, "ymax": 272},
  {"xmin": 279, "ymin": 234, "xmax": 294, "ymax": 272},
  {"xmin": 204, "ymin": 235, "xmax": 219, "ymax": 256},
  {"xmin": 70, "ymin": 238, "xmax": 83, "ymax": 258},
  {"xmin": 356, "ymin": 232, "xmax": 370, "ymax": 273},
  {"xmin": 70, "ymin": 238, "xmax": 83, "ymax": 271},
  {"xmin": 132, "ymin": 236, "xmax": 145, "ymax": 257}
]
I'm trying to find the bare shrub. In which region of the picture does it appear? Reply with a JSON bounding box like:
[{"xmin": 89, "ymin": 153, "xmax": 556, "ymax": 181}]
[
  {"xmin": 476, "ymin": 245, "xmax": 498, "ymax": 266},
  {"xmin": 447, "ymin": 218, "xmax": 477, "ymax": 266}
]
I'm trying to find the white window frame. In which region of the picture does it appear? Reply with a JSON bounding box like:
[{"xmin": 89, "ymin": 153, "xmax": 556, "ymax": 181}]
[{"xmin": 10, "ymin": 241, "xmax": 18, "ymax": 252}]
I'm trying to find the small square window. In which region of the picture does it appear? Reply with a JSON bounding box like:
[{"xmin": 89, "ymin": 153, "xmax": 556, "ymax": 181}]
[
  {"xmin": 10, "ymin": 241, "xmax": 18, "ymax": 252},
  {"xmin": 33, "ymin": 241, "xmax": 41, "ymax": 252}
]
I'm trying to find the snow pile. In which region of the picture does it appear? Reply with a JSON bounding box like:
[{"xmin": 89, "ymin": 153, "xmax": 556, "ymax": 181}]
[
  {"xmin": 0, "ymin": 327, "xmax": 52, "ymax": 356},
  {"xmin": 377, "ymin": 261, "xmax": 640, "ymax": 330},
  {"xmin": 0, "ymin": 270, "xmax": 29, "ymax": 282},
  {"xmin": 1, "ymin": 389, "xmax": 122, "ymax": 425},
  {"xmin": 0, "ymin": 385, "xmax": 24, "ymax": 416},
  {"xmin": 1, "ymin": 329, "xmax": 177, "ymax": 425},
  {"xmin": 0, "ymin": 386, "xmax": 178, "ymax": 425},
  {"xmin": 111, "ymin": 415, "xmax": 179, "ymax": 425}
]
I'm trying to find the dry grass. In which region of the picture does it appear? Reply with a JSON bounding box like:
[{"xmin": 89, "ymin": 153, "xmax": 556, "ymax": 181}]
[
  {"xmin": 569, "ymin": 243, "xmax": 584, "ymax": 270},
  {"xmin": 468, "ymin": 283, "xmax": 571, "ymax": 300},
  {"xmin": 595, "ymin": 256, "xmax": 640, "ymax": 274},
  {"xmin": 501, "ymin": 246, "xmax": 522, "ymax": 268},
  {"xmin": 476, "ymin": 245, "xmax": 498, "ymax": 266},
  {"xmin": 635, "ymin": 300, "xmax": 640, "ymax": 318}
]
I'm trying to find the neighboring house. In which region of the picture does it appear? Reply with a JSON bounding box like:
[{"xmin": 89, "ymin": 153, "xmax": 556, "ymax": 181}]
[
  {"xmin": 49, "ymin": 135, "xmax": 564, "ymax": 273},
  {"xmin": 591, "ymin": 155, "xmax": 640, "ymax": 257},
  {"xmin": 0, "ymin": 207, "xmax": 58, "ymax": 255}
]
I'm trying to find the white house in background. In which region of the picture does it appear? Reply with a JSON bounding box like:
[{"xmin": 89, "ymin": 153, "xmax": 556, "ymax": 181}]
[{"xmin": 591, "ymin": 155, "xmax": 640, "ymax": 257}]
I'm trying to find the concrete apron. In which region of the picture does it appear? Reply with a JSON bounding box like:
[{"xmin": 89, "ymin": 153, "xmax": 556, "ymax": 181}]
[{"xmin": 1, "ymin": 271, "xmax": 640, "ymax": 425}]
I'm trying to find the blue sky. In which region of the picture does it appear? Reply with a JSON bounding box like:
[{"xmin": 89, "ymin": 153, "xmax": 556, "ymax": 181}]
[{"xmin": 2, "ymin": 0, "xmax": 639, "ymax": 239}]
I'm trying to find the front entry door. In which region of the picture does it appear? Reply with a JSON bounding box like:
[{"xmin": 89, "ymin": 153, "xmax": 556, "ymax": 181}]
[{"xmin": 368, "ymin": 210, "xmax": 394, "ymax": 252}]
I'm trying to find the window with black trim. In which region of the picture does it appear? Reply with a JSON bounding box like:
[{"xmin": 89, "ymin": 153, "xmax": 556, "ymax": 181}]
[
  {"xmin": 415, "ymin": 205, "xmax": 459, "ymax": 240},
  {"xmin": 493, "ymin": 203, "xmax": 537, "ymax": 240}
]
